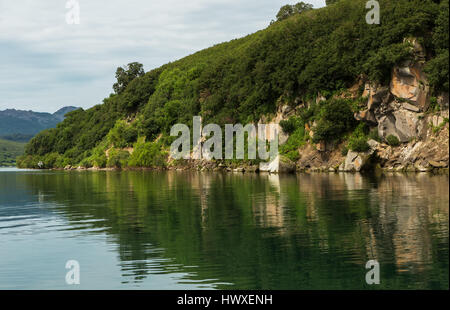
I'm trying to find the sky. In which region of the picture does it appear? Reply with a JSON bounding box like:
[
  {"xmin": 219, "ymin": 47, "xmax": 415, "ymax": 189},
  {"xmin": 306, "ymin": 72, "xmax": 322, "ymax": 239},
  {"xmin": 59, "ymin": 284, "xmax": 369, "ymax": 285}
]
[{"xmin": 0, "ymin": 0, "xmax": 325, "ymax": 113}]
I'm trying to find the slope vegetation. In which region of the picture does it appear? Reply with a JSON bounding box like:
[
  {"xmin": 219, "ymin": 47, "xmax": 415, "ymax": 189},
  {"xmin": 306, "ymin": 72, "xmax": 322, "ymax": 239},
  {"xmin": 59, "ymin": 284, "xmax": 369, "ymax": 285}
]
[{"xmin": 18, "ymin": 0, "xmax": 449, "ymax": 169}]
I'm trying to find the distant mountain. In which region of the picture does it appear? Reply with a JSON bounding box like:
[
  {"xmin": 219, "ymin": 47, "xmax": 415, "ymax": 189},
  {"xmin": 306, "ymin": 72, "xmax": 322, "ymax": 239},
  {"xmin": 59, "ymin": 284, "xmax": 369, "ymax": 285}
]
[
  {"xmin": 0, "ymin": 106, "xmax": 79, "ymax": 141},
  {"xmin": 53, "ymin": 106, "xmax": 79, "ymax": 121}
]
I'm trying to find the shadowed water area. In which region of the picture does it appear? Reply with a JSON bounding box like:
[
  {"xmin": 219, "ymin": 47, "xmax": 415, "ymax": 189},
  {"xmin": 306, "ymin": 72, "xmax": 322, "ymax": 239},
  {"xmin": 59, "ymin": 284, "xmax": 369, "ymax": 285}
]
[{"xmin": 0, "ymin": 168, "xmax": 448, "ymax": 289}]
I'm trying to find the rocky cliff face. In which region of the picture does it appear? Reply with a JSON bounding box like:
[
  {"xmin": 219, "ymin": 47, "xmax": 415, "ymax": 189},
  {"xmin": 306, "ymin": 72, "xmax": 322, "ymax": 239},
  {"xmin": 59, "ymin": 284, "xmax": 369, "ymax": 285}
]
[{"xmin": 281, "ymin": 40, "xmax": 449, "ymax": 173}]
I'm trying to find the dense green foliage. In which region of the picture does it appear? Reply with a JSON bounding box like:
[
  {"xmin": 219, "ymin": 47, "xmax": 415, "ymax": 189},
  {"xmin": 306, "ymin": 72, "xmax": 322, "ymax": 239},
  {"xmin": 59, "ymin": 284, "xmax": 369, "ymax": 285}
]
[
  {"xmin": 424, "ymin": 0, "xmax": 449, "ymax": 92},
  {"xmin": 311, "ymin": 99, "xmax": 357, "ymax": 143},
  {"xmin": 20, "ymin": 0, "xmax": 449, "ymax": 168},
  {"xmin": 279, "ymin": 127, "xmax": 307, "ymax": 161},
  {"xmin": 0, "ymin": 139, "xmax": 25, "ymax": 166},
  {"xmin": 347, "ymin": 123, "xmax": 370, "ymax": 152},
  {"xmin": 128, "ymin": 139, "xmax": 167, "ymax": 168},
  {"xmin": 280, "ymin": 116, "xmax": 303, "ymax": 135}
]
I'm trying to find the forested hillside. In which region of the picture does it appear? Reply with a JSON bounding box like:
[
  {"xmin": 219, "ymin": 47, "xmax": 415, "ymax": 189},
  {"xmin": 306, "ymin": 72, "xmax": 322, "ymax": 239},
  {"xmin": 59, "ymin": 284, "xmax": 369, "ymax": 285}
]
[
  {"xmin": 0, "ymin": 139, "xmax": 25, "ymax": 166},
  {"xmin": 18, "ymin": 0, "xmax": 449, "ymax": 170}
]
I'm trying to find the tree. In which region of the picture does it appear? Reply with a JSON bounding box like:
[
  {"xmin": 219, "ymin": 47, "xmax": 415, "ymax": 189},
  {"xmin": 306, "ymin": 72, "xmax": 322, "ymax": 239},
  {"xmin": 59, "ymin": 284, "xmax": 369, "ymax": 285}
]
[
  {"xmin": 276, "ymin": 2, "xmax": 313, "ymax": 21},
  {"xmin": 325, "ymin": 0, "xmax": 340, "ymax": 5},
  {"xmin": 113, "ymin": 62, "xmax": 145, "ymax": 94},
  {"xmin": 276, "ymin": 5, "xmax": 295, "ymax": 21},
  {"xmin": 293, "ymin": 2, "xmax": 314, "ymax": 13}
]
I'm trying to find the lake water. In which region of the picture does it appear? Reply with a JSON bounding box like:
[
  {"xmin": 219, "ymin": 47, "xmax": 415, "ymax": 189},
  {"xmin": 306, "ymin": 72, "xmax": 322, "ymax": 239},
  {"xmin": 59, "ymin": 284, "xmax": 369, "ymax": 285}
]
[{"xmin": 0, "ymin": 168, "xmax": 448, "ymax": 290}]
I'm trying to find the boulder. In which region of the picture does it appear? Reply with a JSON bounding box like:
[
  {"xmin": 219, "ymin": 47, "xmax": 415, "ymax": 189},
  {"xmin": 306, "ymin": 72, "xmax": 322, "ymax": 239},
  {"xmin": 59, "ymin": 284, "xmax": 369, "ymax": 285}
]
[
  {"xmin": 342, "ymin": 140, "xmax": 378, "ymax": 172},
  {"xmin": 344, "ymin": 151, "xmax": 364, "ymax": 172},
  {"xmin": 378, "ymin": 110, "xmax": 420, "ymax": 142}
]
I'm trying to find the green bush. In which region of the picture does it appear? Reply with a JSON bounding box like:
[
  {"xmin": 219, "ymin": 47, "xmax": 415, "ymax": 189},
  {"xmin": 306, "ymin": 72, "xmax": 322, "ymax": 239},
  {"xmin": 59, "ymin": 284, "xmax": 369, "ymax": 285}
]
[
  {"xmin": 279, "ymin": 127, "xmax": 306, "ymax": 161},
  {"xmin": 312, "ymin": 99, "xmax": 356, "ymax": 143},
  {"xmin": 107, "ymin": 149, "xmax": 130, "ymax": 168},
  {"xmin": 346, "ymin": 122, "xmax": 370, "ymax": 152},
  {"xmin": 386, "ymin": 134, "xmax": 400, "ymax": 146},
  {"xmin": 348, "ymin": 136, "xmax": 370, "ymax": 152},
  {"xmin": 128, "ymin": 141, "xmax": 167, "ymax": 168},
  {"xmin": 80, "ymin": 157, "xmax": 93, "ymax": 168},
  {"xmin": 92, "ymin": 153, "xmax": 107, "ymax": 168},
  {"xmin": 429, "ymin": 96, "xmax": 440, "ymax": 112},
  {"xmin": 108, "ymin": 120, "xmax": 138, "ymax": 148},
  {"xmin": 279, "ymin": 117, "xmax": 302, "ymax": 134},
  {"xmin": 16, "ymin": 155, "xmax": 37, "ymax": 169}
]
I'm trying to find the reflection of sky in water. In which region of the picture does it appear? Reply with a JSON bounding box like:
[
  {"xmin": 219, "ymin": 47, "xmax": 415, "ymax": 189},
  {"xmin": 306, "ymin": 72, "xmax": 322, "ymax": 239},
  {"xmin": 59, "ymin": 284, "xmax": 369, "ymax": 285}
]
[
  {"xmin": 0, "ymin": 169, "xmax": 448, "ymax": 289},
  {"xmin": 0, "ymin": 178, "xmax": 226, "ymax": 289},
  {"xmin": 0, "ymin": 204, "xmax": 223, "ymax": 289}
]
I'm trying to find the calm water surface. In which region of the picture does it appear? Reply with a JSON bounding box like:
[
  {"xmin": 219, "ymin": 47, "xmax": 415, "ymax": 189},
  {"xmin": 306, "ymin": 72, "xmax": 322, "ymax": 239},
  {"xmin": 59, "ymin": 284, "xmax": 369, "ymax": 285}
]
[{"xmin": 0, "ymin": 168, "xmax": 448, "ymax": 289}]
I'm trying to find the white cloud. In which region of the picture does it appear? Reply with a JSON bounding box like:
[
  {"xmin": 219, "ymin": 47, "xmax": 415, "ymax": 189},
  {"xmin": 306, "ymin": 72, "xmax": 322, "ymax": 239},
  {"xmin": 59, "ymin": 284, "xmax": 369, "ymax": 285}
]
[{"xmin": 0, "ymin": 0, "xmax": 325, "ymax": 112}]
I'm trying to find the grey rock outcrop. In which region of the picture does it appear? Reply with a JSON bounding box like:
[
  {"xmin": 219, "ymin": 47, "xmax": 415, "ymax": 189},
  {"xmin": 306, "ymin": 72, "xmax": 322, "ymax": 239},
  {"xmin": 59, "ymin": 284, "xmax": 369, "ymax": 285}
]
[{"xmin": 342, "ymin": 139, "xmax": 379, "ymax": 172}]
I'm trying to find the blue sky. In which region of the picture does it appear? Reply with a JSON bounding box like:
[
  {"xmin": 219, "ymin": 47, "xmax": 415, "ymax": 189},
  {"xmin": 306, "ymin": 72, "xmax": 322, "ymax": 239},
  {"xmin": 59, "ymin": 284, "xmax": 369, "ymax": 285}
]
[{"xmin": 0, "ymin": 0, "xmax": 325, "ymax": 113}]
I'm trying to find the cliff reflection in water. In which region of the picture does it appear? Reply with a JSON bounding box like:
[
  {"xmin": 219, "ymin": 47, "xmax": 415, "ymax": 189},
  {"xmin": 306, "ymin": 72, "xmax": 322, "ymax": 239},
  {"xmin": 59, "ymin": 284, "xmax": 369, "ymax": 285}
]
[{"xmin": 12, "ymin": 171, "xmax": 450, "ymax": 289}]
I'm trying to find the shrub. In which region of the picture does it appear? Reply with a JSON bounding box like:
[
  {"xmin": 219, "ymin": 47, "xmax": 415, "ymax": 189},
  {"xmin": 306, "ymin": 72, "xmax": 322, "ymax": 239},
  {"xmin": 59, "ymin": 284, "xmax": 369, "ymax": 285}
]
[
  {"xmin": 107, "ymin": 149, "xmax": 130, "ymax": 168},
  {"xmin": 16, "ymin": 155, "xmax": 38, "ymax": 169},
  {"xmin": 279, "ymin": 117, "xmax": 302, "ymax": 134},
  {"xmin": 42, "ymin": 152, "xmax": 62, "ymax": 168},
  {"xmin": 429, "ymin": 96, "xmax": 440, "ymax": 112},
  {"xmin": 108, "ymin": 120, "xmax": 138, "ymax": 148},
  {"xmin": 279, "ymin": 127, "xmax": 306, "ymax": 161},
  {"xmin": 312, "ymin": 99, "xmax": 356, "ymax": 143},
  {"xmin": 92, "ymin": 153, "xmax": 107, "ymax": 168},
  {"xmin": 346, "ymin": 122, "xmax": 370, "ymax": 152},
  {"xmin": 128, "ymin": 141, "xmax": 167, "ymax": 167},
  {"xmin": 348, "ymin": 136, "xmax": 370, "ymax": 152},
  {"xmin": 386, "ymin": 134, "xmax": 400, "ymax": 146}
]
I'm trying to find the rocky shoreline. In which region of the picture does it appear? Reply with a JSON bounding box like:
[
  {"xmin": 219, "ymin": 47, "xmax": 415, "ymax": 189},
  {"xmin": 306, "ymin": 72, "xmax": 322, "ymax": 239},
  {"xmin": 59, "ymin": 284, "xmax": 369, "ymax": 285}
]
[{"xmin": 56, "ymin": 155, "xmax": 449, "ymax": 174}]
